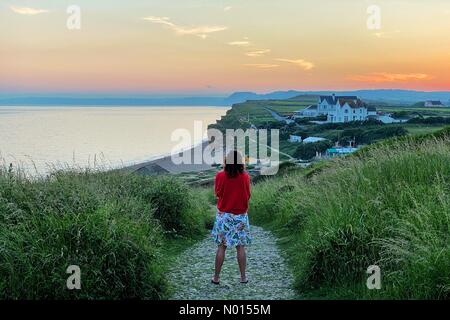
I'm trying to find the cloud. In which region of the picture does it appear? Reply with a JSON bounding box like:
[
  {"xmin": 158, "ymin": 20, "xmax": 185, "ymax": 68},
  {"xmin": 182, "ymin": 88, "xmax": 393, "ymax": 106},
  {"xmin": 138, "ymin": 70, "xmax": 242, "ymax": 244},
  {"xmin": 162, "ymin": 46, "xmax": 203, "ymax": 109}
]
[
  {"xmin": 143, "ymin": 16, "xmax": 227, "ymax": 38},
  {"xmin": 276, "ymin": 58, "xmax": 315, "ymax": 70},
  {"xmin": 246, "ymin": 49, "xmax": 271, "ymax": 57},
  {"xmin": 244, "ymin": 64, "xmax": 279, "ymax": 69},
  {"xmin": 349, "ymin": 72, "xmax": 431, "ymax": 83},
  {"xmin": 10, "ymin": 6, "xmax": 49, "ymax": 15},
  {"xmin": 228, "ymin": 41, "xmax": 251, "ymax": 47},
  {"xmin": 224, "ymin": 6, "xmax": 233, "ymax": 12},
  {"xmin": 229, "ymin": 41, "xmax": 251, "ymax": 46}
]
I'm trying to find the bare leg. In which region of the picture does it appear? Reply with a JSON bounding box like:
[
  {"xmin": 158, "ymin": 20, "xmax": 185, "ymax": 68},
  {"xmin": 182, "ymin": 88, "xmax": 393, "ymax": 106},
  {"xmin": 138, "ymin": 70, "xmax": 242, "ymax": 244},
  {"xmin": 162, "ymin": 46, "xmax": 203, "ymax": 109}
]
[
  {"xmin": 236, "ymin": 245, "xmax": 247, "ymax": 282},
  {"xmin": 213, "ymin": 244, "xmax": 227, "ymax": 282}
]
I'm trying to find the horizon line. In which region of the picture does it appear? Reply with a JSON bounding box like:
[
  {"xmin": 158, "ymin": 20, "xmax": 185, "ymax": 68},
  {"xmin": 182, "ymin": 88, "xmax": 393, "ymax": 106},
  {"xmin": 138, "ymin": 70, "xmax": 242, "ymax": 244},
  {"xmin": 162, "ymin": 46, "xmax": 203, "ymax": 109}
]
[{"xmin": 2, "ymin": 88, "xmax": 450, "ymax": 99}]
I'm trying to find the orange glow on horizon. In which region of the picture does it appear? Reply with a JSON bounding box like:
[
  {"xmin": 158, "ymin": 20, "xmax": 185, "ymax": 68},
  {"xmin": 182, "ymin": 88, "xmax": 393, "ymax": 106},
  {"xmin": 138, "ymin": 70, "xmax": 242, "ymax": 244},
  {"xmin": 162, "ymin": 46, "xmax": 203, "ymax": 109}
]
[{"xmin": 2, "ymin": 0, "xmax": 450, "ymax": 94}]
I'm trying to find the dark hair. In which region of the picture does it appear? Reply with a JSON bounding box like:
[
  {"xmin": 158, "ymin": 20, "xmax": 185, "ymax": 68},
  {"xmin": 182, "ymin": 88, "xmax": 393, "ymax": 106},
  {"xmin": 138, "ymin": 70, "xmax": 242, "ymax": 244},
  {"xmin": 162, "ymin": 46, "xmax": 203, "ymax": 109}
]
[{"xmin": 224, "ymin": 150, "xmax": 244, "ymax": 178}]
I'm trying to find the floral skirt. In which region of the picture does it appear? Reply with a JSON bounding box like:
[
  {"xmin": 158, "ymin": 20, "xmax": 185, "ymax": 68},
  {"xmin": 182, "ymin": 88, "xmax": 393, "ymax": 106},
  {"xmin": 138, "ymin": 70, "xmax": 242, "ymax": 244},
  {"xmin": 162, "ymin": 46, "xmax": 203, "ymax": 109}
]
[{"xmin": 211, "ymin": 211, "xmax": 252, "ymax": 247}]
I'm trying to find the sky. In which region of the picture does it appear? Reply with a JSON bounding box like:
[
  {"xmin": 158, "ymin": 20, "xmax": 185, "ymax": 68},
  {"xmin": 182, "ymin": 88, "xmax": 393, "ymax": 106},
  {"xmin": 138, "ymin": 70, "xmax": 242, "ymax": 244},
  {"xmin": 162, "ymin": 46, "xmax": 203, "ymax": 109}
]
[{"xmin": 1, "ymin": 0, "xmax": 450, "ymax": 96}]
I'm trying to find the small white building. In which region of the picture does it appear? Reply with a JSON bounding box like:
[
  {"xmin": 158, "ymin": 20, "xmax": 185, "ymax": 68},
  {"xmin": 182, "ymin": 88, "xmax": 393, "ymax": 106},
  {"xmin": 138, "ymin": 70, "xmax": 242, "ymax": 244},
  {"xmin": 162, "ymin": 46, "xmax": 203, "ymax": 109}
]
[
  {"xmin": 294, "ymin": 105, "xmax": 319, "ymax": 118},
  {"xmin": 376, "ymin": 114, "xmax": 406, "ymax": 124},
  {"xmin": 289, "ymin": 135, "xmax": 303, "ymax": 143},
  {"xmin": 303, "ymin": 137, "xmax": 327, "ymax": 144},
  {"xmin": 424, "ymin": 101, "xmax": 445, "ymax": 108},
  {"xmin": 327, "ymin": 147, "xmax": 359, "ymax": 157}
]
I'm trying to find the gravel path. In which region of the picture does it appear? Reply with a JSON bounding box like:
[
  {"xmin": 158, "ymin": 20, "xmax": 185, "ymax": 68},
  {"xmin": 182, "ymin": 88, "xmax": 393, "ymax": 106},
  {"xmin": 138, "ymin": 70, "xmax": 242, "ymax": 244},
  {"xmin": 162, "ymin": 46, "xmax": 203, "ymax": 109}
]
[{"xmin": 168, "ymin": 226, "xmax": 297, "ymax": 300}]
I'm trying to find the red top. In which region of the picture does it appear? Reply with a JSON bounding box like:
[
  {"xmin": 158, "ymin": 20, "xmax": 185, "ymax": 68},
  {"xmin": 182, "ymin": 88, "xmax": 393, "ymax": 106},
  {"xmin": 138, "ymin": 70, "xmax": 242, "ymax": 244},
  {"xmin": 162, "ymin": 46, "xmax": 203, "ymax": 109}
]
[{"xmin": 215, "ymin": 171, "xmax": 251, "ymax": 215}]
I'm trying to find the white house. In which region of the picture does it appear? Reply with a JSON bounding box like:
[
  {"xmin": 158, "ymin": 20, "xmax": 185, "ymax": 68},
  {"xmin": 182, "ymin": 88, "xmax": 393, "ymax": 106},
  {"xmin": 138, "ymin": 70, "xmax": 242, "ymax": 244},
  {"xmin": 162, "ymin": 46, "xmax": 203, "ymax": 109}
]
[
  {"xmin": 319, "ymin": 95, "xmax": 370, "ymax": 123},
  {"xmin": 424, "ymin": 100, "xmax": 445, "ymax": 108},
  {"xmin": 376, "ymin": 114, "xmax": 406, "ymax": 124},
  {"xmin": 303, "ymin": 137, "xmax": 327, "ymax": 144},
  {"xmin": 295, "ymin": 95, "xmax": 374, "ymax": 123},
  {"xmin": 289, "ymin": 135, "xmax": 303, "ymax": 143}
]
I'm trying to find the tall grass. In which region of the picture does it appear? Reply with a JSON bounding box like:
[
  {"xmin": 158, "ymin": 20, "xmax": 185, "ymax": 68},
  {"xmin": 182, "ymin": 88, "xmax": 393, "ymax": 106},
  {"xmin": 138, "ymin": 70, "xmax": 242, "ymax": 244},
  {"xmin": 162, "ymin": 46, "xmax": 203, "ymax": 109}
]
[
  {"xmin": 0, "ymin": 169, "xmax": 210, "ymax": 299},
  {"xmin": 251, "ymin": 128, "xmax": 450, "ymax": 299}
]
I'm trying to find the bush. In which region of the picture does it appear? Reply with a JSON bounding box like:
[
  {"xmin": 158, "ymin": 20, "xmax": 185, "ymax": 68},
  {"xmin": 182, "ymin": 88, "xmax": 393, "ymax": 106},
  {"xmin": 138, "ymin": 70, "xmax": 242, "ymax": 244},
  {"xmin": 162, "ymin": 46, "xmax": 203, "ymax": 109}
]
[
  {"xmin": 407, "ymin": 116, "xmax": 450, "ymax": 125},
  {"xmin": 294, "ymin": 141, "xmax": 333, "ymax": 160},
  {"xmin": 0, "ymin": 170, "xmax": 209, "ymax": 299},
  {"xmin": 137, "ymin": 177, "xmax": 192, "ymax": 235},
  {"xmin": 0, "ymin": 202, "xmax": 165, "ymax": 299},
  {"xmin": 314, "ymin": 119, "xmax": 384, "ymax": 132},
  {"xmin": 295, "ymin": 115, "xmax": 327, "ymax": 124},
  {"xmin": 337, "ymin": 126, "xmax": 407, "ymax": 145}
]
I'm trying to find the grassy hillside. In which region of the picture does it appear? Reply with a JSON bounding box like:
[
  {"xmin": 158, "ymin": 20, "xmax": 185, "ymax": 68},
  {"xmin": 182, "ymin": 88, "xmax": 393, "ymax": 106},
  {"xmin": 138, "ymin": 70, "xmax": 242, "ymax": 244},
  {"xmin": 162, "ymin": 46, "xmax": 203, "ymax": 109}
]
[
  {"xmin": 250, "ymin": 127, "xmax": 450, "ymax": 299},
  {"xmin": 0, "ymin": 170, "xmax": 211, "ymax": 299},
  {"xmin": 210, "ymin": 97, "xmax": 316, "ymax": 130},
  {"xmin": 211, "ymin": 98, "xmax": 450, "ymax": 161}
]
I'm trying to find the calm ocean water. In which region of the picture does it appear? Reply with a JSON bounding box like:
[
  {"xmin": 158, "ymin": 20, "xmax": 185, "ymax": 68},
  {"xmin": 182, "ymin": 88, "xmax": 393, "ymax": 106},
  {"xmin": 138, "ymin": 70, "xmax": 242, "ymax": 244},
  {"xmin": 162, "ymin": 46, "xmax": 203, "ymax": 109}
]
[{"xmin": 0, "ymin": 106, "xmax": 228, "ymax": 175}]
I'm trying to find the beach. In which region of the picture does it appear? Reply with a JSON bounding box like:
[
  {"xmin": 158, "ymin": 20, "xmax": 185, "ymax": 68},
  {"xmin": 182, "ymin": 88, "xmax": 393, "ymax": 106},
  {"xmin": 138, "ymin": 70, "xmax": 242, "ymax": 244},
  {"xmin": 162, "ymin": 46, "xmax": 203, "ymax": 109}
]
[{"xmin": 124, "ymin": 141, "xmax": 216, "ymax": 175}]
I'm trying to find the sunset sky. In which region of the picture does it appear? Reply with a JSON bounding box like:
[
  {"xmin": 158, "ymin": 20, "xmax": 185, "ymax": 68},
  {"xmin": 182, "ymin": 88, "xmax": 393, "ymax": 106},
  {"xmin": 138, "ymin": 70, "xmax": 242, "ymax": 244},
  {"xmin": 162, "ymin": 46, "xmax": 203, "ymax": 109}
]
[{"xmin": 1, "ymin": 0, "xmax": 450, "ymax": 96}]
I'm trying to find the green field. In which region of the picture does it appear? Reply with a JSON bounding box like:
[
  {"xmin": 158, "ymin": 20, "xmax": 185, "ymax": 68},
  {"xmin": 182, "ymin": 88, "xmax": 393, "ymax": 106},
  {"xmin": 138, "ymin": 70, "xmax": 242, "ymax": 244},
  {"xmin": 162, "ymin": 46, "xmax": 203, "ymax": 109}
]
[
  {"xmin": 377, "ymin": 105, "xmax": 450, "ymax": 117},
  {"xmin": 211, "ymin": 97, "xmax": 316, "ymax": 129}
]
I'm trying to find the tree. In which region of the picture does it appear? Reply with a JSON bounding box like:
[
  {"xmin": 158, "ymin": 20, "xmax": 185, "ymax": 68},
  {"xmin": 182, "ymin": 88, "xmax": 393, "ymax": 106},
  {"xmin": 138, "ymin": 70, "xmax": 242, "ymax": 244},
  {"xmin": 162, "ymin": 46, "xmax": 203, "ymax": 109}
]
[{"xmin": 294, "ymin": 140, "xmax": 333, "ymax": 160}]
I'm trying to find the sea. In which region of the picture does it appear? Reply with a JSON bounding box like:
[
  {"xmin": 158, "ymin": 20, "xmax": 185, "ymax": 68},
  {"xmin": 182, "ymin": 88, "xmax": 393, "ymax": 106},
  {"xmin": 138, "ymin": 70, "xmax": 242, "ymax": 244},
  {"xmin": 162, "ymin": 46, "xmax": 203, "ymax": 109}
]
[{"xmin": 0, "ymin": 106, "xmax": 228, "ymax": 175}]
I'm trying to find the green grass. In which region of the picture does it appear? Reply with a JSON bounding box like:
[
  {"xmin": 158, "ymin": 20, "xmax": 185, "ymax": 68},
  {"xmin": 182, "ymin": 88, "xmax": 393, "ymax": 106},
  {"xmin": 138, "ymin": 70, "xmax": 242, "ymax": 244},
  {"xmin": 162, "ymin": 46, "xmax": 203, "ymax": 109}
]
[
  {"xmin": 378, "ymin": 105, "xmax": 450, "ymax": 117},
  {"xmin": 404, "ymin": 124, "xmax": 446, "ymax": 135},
  {"xmin": 0, "ymin": 169, "xmax": 211, "ymax": 299},
  {"xmin": 250, "ymin": 127, "xmax": 450, "ymax": 299}
]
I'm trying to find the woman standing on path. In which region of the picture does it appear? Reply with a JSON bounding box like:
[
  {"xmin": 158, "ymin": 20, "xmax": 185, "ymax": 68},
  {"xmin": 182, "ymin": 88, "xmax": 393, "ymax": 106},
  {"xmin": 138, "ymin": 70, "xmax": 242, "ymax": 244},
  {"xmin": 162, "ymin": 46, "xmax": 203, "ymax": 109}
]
[{"xmin": 211, "ymin": 150, "xmax": 252, "ymax": 285}]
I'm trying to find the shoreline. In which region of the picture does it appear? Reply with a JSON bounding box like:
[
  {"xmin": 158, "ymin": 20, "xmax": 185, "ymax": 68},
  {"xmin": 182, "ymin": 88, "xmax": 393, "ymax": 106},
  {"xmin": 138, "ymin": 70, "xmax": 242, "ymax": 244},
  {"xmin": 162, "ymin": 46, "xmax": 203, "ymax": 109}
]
[{"xmin": 123, "ymin": 140, "xmax": 216, "ymax": 175}]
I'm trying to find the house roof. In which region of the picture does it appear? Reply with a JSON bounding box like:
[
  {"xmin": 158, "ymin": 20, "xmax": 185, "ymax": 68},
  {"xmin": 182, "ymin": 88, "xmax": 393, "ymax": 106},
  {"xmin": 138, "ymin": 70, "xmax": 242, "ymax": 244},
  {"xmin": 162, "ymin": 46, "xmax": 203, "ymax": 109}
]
[
  {"xmin": 319, "ymin": 95, "xmax": 363, "ymax": 108},
  {"xmin": 426, "ymin": 100, "xmax": 443, "ymax": 105},
  {"xmin": 337, "ymin": 98, "xmax": 366, "ymax": 109},
  {"xmin": 303, "ymin": 137, "xmax": 327, "ymax": 143},
  {"xmin": 305, "ymin": 105, "xmax": 317, "ymax": 110},
  {"xmin": 319, "ymin": 95, "xmax": 358, "ymax": 105}
]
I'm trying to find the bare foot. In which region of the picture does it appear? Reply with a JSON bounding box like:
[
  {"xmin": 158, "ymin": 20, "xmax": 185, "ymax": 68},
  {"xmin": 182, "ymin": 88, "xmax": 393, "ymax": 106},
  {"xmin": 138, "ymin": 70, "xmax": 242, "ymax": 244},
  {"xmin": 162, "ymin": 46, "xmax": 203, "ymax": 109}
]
[
  {"xmin": 211, "ymin": 276, "xmax": 220, "ymax": 285},
  {"xmin": 240, "ymin": 276, "xmax": 248, "ymax": 284}
]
